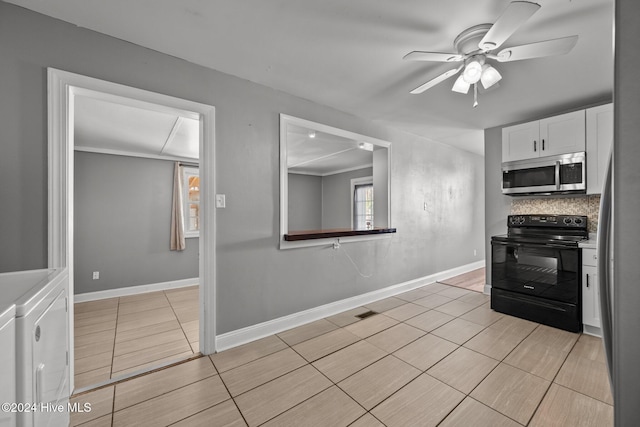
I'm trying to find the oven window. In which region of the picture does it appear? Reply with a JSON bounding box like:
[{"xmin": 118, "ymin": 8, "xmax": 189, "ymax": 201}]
[
  {"xmin": 492, "ymin": 243, "xmax": 580, "ymax": 303},
  {"xmin": 503, "ymin": 165, "xmax": 555, "ymax": 188}
]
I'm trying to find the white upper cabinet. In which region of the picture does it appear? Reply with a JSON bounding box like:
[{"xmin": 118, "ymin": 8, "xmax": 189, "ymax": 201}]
[
  {"xmin": 586, "ymin": 103, "xmax": 613, "ymax": 194},
  {"xmin": 539, "ymin": 110, "xmax": 586, "ymax": 157},
  {"xmin": 502, "ymin": 121, "xmax": 540, "ymax": 162},
  {"xmin": 502, "ymin": 110, "xmax": 586, "ymax": 162}
]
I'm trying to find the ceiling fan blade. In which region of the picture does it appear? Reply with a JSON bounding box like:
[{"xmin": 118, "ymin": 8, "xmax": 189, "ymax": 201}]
[
  {"xmin": 495, "ymin": 35, "xmax": 579, "ymax": 62},
  {"xmin": 410, "ymin": 65, "xmax": 463, "ymax": 94},
  {"xmin": 403, "ymin": 51, "xmax": 463, "ymax": 62},
  {"xmin": 479, "ymin": 1, "xmax": 541, "ymax": 51}
]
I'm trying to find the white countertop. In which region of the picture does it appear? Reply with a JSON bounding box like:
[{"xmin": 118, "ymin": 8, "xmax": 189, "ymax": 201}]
[{"xmin": 579, "ymin": 233, "xmax": 598, "ymax": 249}]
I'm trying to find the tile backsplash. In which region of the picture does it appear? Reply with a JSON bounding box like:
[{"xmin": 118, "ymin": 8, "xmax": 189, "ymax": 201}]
[{"xmin": 511, "ymin": 195, "xmax": 601, "ymax": 233}]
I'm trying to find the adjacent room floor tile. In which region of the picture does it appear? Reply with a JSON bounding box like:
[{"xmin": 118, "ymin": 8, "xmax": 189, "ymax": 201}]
[
  {"xmin": 372, "ymin": 374, "xmax": 465, "ymax": 427},
  {"xmin": 69, "ymin": 386, "xmax": 115, "ymax": 427},
  {"xmin": 471, "ymin": 363, "xmax": 551, "ymax": 425}
]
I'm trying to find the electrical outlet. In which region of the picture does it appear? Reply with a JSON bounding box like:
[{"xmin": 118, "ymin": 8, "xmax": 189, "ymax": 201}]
[
  {"xmin": 92, "ymin": 271, "xmax": 99, "ymax": 280},
  {"xmin": 216, "ymin": 194, "xmax": 226, "ymax": 208}
]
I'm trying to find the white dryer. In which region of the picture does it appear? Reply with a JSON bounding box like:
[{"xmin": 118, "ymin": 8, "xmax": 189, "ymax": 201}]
[{"xmin": 0, "ymin": 268, "xmax": 70, "ymax": 427}]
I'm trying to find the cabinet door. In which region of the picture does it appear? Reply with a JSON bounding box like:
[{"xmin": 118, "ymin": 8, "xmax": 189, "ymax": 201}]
[
  {"xmin": 539, "ymin": 110, "xmax": 586, "ymax": 156},
  {"xmin": 502, "ymin": 121, "xmax": 540, "ymax": 162},
  {"xmin": 582, "ymin": 265, "xmax": 601, "ymax": 328},
  {"xmin": 586, "ymin": 103, "xmax": 613, "ymax": 194}
]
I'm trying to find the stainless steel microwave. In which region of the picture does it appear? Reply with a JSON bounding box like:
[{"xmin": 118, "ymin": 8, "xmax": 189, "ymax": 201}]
[{"xmin": 502, "ymin": 152, "xmax": 586, "ymax": 196}]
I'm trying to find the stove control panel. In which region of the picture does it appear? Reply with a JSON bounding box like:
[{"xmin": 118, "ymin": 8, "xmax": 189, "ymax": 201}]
[{"xmin": 508, "ymin": 214, "xmax": 588, "ymax": 229}]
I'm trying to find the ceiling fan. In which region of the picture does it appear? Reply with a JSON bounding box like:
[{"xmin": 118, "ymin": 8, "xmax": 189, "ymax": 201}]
[{"xmin": 404, "ymin": 1, "xmax": 578, "ymax": 107}]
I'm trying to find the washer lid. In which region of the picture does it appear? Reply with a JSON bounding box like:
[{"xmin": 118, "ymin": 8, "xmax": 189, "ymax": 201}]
[{"xmin": 0, "ymin": 269, "xmax": 66, "ymax": 317}]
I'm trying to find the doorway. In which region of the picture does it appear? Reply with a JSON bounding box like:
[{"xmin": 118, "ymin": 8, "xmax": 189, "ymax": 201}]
[{"xmin": 47, "ymin": 68, "xmax": 216, "ymax": 393}]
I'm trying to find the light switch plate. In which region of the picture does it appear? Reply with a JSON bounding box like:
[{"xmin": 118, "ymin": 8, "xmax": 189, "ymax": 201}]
[{"xmin": 216, "ymin": 194, "xmax": 226, "ymax": 208}]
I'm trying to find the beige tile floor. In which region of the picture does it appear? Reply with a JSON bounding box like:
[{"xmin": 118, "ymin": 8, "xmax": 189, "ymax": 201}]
[
  {"xmin": 74, "ymin": 286, "xmax": 200, "ymax": 389},
  {"xmin": 70, "ymin": 280, "xmax": 613, "ymax": 426}
]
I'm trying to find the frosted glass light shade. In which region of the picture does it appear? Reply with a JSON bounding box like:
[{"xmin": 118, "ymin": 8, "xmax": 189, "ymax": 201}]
[
  {"xmin": 462, "ymin": 60, "xmax": 483, "ymax": 84},
  {"xmin": 481, "ymin": 64, "xmax": 502, "ymax": 89},
  {"xmin": 452, "ymin": 74, "xmax": 471, "ymax": 94}
]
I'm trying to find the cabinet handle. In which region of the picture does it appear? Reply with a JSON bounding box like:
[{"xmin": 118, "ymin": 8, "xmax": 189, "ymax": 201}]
[
  {"xmin": 542, "ymin": 139, "xmax": 545, "ymax": 150},
  {"xmin": 534, "ymin": 140, "xmax": 537, "ymax": 152},
  {"xmin": 586, "ymin": 274, "xmax": 589, "ymax": 288}
]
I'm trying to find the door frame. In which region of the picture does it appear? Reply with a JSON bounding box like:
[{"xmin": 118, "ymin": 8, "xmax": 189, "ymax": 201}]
[{"xmin": 47, "ymin": 68, "xmax": 217, "ymax": 392}]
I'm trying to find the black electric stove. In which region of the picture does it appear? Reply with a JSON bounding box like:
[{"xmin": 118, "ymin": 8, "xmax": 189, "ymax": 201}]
[{"xmin": 491, "ymin": 214, "xmax": 588, "ymax": 332}]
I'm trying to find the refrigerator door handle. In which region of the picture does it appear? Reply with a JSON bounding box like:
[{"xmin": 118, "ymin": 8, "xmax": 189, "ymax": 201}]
[{"xmin": 597, "ymin": 150, "xmax": 614, "ymax": 391}]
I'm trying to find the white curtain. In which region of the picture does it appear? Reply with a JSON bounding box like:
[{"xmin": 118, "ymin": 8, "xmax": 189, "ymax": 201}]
[{"xmin": 170, "ymin": 162, "xmax": 186, "ymax": 251}]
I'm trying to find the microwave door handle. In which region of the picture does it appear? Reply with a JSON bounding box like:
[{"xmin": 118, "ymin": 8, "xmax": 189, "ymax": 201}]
[{"xmin": 555, "ymin": 161, "xmax": 561, "ymax": 190}]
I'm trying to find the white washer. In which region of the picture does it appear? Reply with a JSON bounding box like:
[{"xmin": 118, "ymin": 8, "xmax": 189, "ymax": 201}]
[
  {"xmin": 0, "ymin": 303, "xmax": 16, "ymax": 427},
  {"xmin": 0, "ymin": 269, "xmax": 70, "ymax": 427}
]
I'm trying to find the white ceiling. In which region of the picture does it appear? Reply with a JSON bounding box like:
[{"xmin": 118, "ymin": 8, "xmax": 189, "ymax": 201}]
[
  {"xmin": 74, "ymin": 95, "xmax": 200, "ymax": 160},
  {"xmin": 9, "ymin": 0, "xmax": 614, "ymax": 156},
  {"xmin": 286, "ymin": 124, "xmax": 373, "ymax": 176}
]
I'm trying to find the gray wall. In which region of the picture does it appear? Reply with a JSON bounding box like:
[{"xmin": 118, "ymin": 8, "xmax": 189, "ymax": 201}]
[
  {"xmin": 322, "ymin": 167, "xmax": 373, "ymax": 229},
  {"xmin": 0, "ymin": 2, "xmax": 485, "ymax": 334},
  {"xmin": 614, "ymin": 0, "xmax": 640, "ymax": 423},
  {"xmin": 74, "ymin": 152, "xmax": 198, "ymax": 294},
  {"xmin": 287, "ymin": 173, "xmax": 322, "ymax": 231}
]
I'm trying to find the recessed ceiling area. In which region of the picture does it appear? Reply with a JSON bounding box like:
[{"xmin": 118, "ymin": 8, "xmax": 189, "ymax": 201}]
[
  {"xmin": 286, "ymin": 124, "xmax": 373, "ymax": 176},
  {"xmin": 74, "ymin": 95, "xmax": 200, "ymax": 161},
  {"xmin": 10, "ymin": 0, "xmax": 615, "ymax": 156}
]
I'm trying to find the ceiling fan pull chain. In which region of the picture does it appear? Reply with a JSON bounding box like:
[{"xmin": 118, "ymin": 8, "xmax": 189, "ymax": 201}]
[{"xmin": 473, "ymin": 83, "xmax": 479, "ymax": 108}]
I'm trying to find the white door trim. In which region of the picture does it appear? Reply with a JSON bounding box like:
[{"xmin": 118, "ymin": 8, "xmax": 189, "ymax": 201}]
[{"xmin": 47, "ymin": 68, "xmax": 217, "ymax": 392}]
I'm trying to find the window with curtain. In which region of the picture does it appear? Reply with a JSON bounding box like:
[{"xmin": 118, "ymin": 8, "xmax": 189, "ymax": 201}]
[
  {"xmin": 353, "ymin": 181, "xmax": 374, "ymax": 230},
  {"xmin": 183, "ymin": 166, "xmax": 200, "ymax": 238}
]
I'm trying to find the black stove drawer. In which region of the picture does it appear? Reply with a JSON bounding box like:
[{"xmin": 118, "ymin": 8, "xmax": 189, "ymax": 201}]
[{"xmin": 491, "ymin": 288, "xmax": 582, "ymax": 333}]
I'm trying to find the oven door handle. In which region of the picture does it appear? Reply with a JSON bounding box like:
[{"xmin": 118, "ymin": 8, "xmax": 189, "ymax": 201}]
[
  {"xmin": 491, "ymin": 241, "xmax": 572, "ymax": 250},
  {"xmin": 555, "ymin": 160, "xmax": 561, "ymax": 190}
]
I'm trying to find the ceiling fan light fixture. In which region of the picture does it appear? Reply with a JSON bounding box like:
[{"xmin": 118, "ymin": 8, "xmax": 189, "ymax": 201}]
[
  {"xmin": 480, "ymin": 64, "xmax": 502, "ymax": 89},
  {"xmin": 452, "ymin": 74, "xmax": 471, "ymax": 94},
  {"xmin": 462, "ymin": 56, "xmax": 484, "ymax": 84}
]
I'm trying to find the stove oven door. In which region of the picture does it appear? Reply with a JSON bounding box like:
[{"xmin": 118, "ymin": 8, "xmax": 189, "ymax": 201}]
[{"xmin": 491, "ymin": 240, "xmax": 581, "ymax": 304}]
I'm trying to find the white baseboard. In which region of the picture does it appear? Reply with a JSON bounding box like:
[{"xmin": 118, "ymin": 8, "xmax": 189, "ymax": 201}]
[
  {"xmin": 215, "ymin": 260, "xmax": 485, "ymax": 352},
  {"xmin": 74, "ymin": 277, "xmax": 199, "ymax": 302}
]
